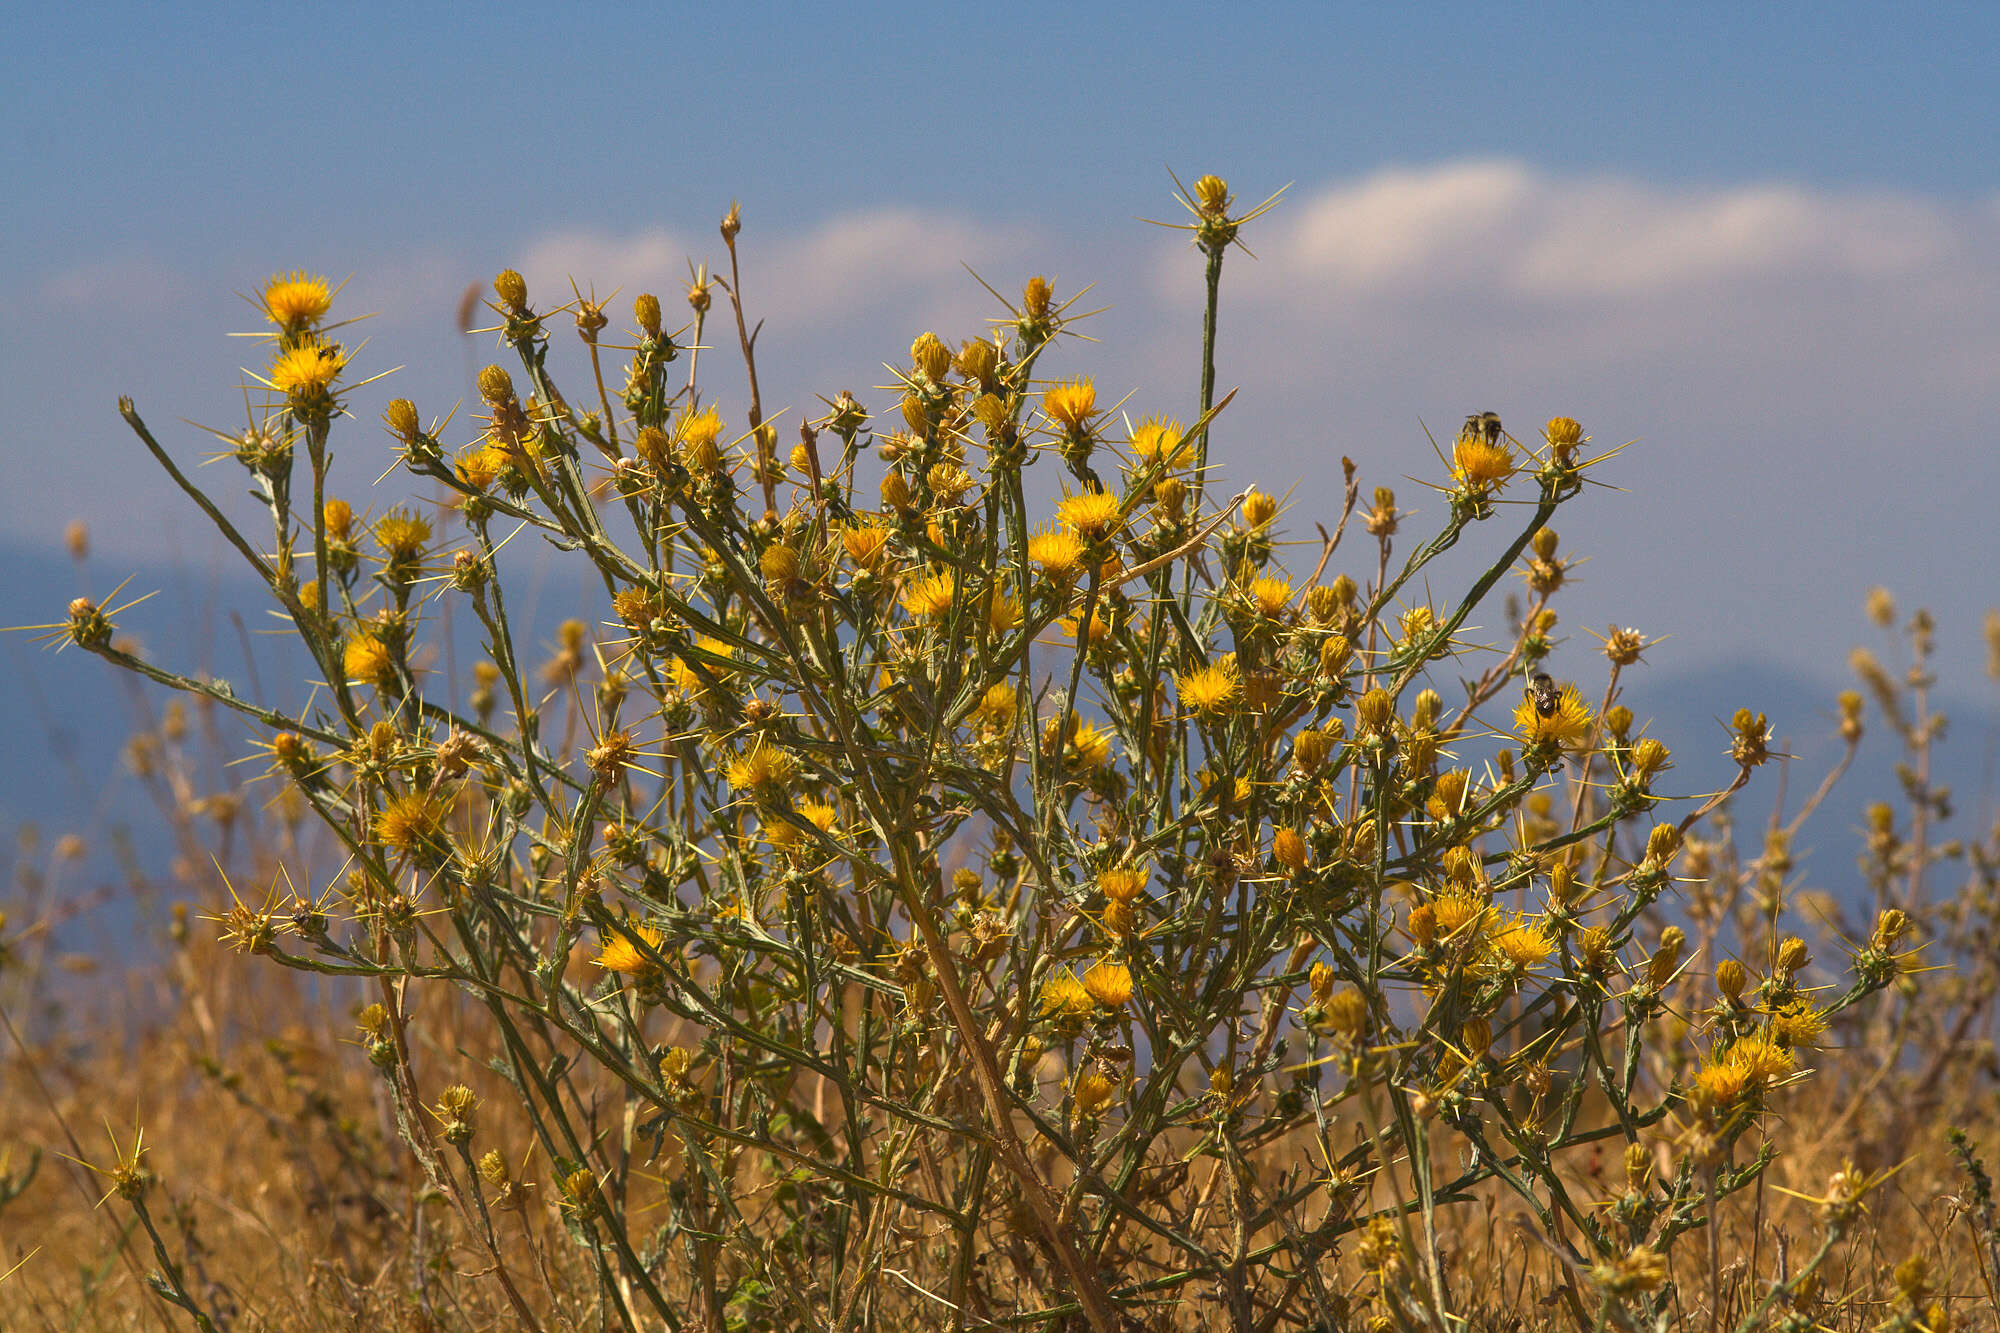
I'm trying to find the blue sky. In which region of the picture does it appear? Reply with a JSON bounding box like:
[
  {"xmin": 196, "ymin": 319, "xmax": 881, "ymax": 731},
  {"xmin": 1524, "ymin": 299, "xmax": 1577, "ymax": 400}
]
[{"xmin": 7, "ymin": 2, "xmax": 2000, "ymax": 698}]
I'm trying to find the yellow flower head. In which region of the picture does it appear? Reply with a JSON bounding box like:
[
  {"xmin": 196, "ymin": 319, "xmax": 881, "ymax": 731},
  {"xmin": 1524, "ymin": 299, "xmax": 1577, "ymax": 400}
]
[
  {"xmin": 1028, "ymin": 526, "xmax": 1087, "ymax": 581},
  {"xmin": 1098, "ymin": 866, "xmax": 1147, "ymax": 903},
  {"xmin": 724, "ymin": 742, "xmax": 796, "ymax": 792},
  {"xmin": 1177, "ymin": 658, "xmax": 1242, "ymax": 716},
  {"xmin": 1042, "ymin": 378, "xmax": 1099, "ymax": 433},
  {"xmin": 1249, "ymin": 575, "xmax": 1292, "ymax": 620},
  {"xmin": 1055, "ymin": 488, "xmax": 1124, "ymax": 542},
  {"xmin": 457, "ymin": 442, "xmax": 507, "ymax": 490},
  {"xmin": 1041, "ymin": 968, "xmax": 1093, "ymax": 1018},
  {"xmin": 1081, "ymin": 959, "xmax": 1134, "ymax": 1009},
  {"xmin": 1767, "ymin": 999, "xmax": 1828, "ymax": 1049},
  {"xmin": 1544, "ymin": 416, "xmax": 1587, "ymax": 464},
  {"xmin": 1491, "ymin": 915, "xmax": 1555, "ymax": 971},
  {"xmin": 1071, "ymin": 1068, "xmax": 1117, "ymax": 1116},
  {"xmin": 374, "ymin": 509, "xmax": 432, "ymax": 561},
  {"xmin": 1452, "ymin": 432, "xmax": 1516, "ymax": 492},
  {"xmin": 270, "ymin": 338, "xmax": 346, "ymax": 402},
  {"xmin": 344, "ymin": 632, "xmax": 397, "ymax": 688},
  {"xmin": 843, "ymin": 523, "xmax": 892, "ymax": 571},
  {"xmin": 375, "ymin": 790, "xmax": 447, "ymax": 853},
  {"xmin": 974, "ymin": 680, "xmax": 1017, "ymax": 731},
  {"xmin": 262, "ymin": 271, "xmax": 332, "ymax": 330},
  {"xmin": 1128, "ymin": 416, "xmax": 1187, "ymax": 469},
  {"xmin": 1071, "ymin": 719, "xmax": 1113, "ymax": 769},
  {"xmin": 901, "ymin": 571, "xmax": 957, "ymax": 620},
  {"xmin": 676, "ymin": 404, "xmax": 725, "ymax": 451},
  {"xmin": 985, "ymin": 589, "xmax": 1023, "ymax": 635},
  {"xmin": 1061, "ymin": 605, "xmax": 1113, "ymax": 646},
  {"xmin": 765, "ymin": 796, "xmax": 838, "ymax": 851},
  {"xmin": 595, "ymin": 923, "xmax": 668, "ymax": 979},
  {"xmin": 670, "ymin": 636, "xmax": 737, "ymax": 695},
  {"xmin": 1513, "ymin": 682, "xmax": 1594, "ymax": 749},
  {"xmin": 1724, "ymin": 1034, "xmax": 1796, "ymax": 1086},
  {"xmin": 1046, "ymin": 715, "xmax": 1114, "ymax": 770},
  {"xmin": 1693, "ymin": 1057, "xmax": 1753, "ymax": 1106},
  {"xmin": 1429, "ymin": 887, "xmax": 1491, "ymax": 945}
]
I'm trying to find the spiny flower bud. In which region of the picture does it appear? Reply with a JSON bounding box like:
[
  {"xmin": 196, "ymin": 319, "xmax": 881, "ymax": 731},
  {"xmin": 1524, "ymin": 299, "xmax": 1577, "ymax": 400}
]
[
  {"xmin": 956, "ymin": 338, "xmax": 998, "ymax": 384},
  {"xmin": 1022, "ymin": 275, "xmax": 1052, "ymax": 321},
  {"xmin": 1547, "ymin": 861, "xmax": 1580, "ymax": 908},
  {"xmin": 1776, "ymin": 936, "xmax": 1810, "ymax": 976},
  {"xmin": 1293, "ymin": 728, "xmax": 1332, "ymax": 772},
  {"xmin": 384, "ymin": 398, "xmax": 420, "ymax": 443},
  {"xmin": 634, "ymin": 292, "xmax": 662, "ymax": 338},
  {"xmin": 476, "ymin": 364, "xmax": 515, "ymax": 405},
  {"xmin": 720, "ymin": 201, "xmax": 742, "ymax": 243},
  {"xmin": 1871, "ymin": 908, "xmax": 1911, "ymax": 952},
  {"xmin": 760, "ymin": 543, "xmax": 800, "ymax": 586},
  {"xmin": 910, "ymin": 331, "xmax": 951, "ymax": 383},
  {"xmin": 633, "ymin": 426, "xmax": 671, "ymax": 471},
  {"xmin": 1715, "ymin": 957, "xmax": 1747, "ymax": 1002},
  {"xmin": 1319, "ymin": 635, "xmax": 1353, "ymax": 679},
  {"xmin": 1307, "ymin": 585, "xmax": 1339, "ymax": 624},
  {"xmin": 1644, "ymin": 823, "xmax": 1681, "ymax": 867},
  {"xmin": 1193, "ymin": 174, "xmax": 1230, "ymax": 215},
  {"xmin": 1647, "ymin": 925, "xmax": 1685, "ymax": 989},
  {"xmin": 1243, "ymin": 490, "xmax": 1278, "ymax": 528},
  {"xmin": 1629, "ymin": 737, "xmax": 1670, "ymax": 779},
  {"xmin": 1355, "ymin": 688, "xmax": 1394, "ymax": 734},
  {"xmin": 1544, "ymin": 416, "xmax": 1584, "ymax": 464},
  {"xmin": 492, "ymin": 269, "xmax": 528, "ymax": 314},
  {"xmin": 1273, "ymin": 827, "xmax": 1308, "ymax": 872},
  {"xmin": 881, "ymin": 470, "xmax": 914, "ymax": 511}
]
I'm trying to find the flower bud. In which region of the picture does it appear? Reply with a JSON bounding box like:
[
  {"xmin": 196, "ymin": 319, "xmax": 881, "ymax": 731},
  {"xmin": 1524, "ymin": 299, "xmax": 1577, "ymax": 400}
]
[
  {"xmin": 384, "ymin": 398, "xmax": 420, "ymax": 443},
  {"xmin": 634, "ymin": 292, "xmax": 662, "ymax": 338},
  {"xmin": 476, "ymin": 364, "xmax": 515, "ymax": 405},
  {"xmin": 492, "ymin": 269, "xmax": 528, "ymax": 314}
]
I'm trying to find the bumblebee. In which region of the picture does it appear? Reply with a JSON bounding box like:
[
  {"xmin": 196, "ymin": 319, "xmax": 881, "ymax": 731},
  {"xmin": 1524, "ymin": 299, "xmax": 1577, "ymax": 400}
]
[
  {"xmin": 1527, "ymin": 671, "xmax": 1560, "ymax": 718},
  {"xmin": 1463, "ymin": 411, "xmax": 1502, "ymax": 445}
]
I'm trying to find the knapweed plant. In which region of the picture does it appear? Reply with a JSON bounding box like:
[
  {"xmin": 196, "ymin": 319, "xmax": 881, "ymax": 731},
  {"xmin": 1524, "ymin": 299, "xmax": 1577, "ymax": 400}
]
[{"xmin": 59, "ymin": 177, "xmax": 1964, "ymax": 1331}]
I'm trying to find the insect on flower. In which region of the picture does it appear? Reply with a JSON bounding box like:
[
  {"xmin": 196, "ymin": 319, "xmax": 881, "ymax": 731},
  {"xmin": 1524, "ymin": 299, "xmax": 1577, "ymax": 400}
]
[
  {"xmin": 1528, "ymin": 671, "xmax": 1561, "ymax": 718},
  {"xmin": 1463, "ymin": 411, "xmax": 1502, "ymax": 445}
]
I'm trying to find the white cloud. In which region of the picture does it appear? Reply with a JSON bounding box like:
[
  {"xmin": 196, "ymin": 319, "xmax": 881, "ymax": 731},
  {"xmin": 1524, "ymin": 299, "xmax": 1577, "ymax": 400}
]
[
  {"xmin": 518, "ymin": 209, "xmax": 1032, "ymax": 334},
  {"xmin": 1211, "ymin": 159, "xmax": 1982, "ymax": 305}
]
